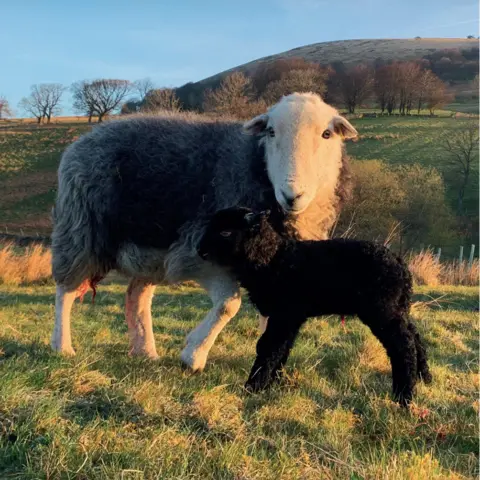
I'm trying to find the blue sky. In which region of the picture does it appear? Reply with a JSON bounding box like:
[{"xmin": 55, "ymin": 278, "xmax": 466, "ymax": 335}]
[{"xmin": 1, "ymin": 0, "xmax": 478, "ymax": 115}]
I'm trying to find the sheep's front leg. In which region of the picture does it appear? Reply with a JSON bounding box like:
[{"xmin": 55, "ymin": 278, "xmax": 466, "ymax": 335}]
[
  {"xmin": 181, "ymin": 270, "xmax": 241, "ymax": 372},
  {"xmin": 245, "ymin": 315, "xmax": 304, "ymax": 392}
]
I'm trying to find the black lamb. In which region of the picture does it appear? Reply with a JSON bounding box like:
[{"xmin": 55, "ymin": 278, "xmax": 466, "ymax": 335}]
[{"xmin": 197, "ymin": 206, "xmax": 432, "ymax": 406}]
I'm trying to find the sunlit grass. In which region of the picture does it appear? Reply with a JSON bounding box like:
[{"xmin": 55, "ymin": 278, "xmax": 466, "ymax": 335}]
[{"xmin": 0, "ymin": 283, "xmax": 477, "ymax": 478}]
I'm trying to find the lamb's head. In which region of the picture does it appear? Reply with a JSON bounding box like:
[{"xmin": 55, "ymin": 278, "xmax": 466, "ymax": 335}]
[
  {"xmin": 197, "ymin": 207, "xmax": 277, "ymax": 267},
  {"xmin": 244, "ymin": 92, "xmax": 357, "ymax": 215}
]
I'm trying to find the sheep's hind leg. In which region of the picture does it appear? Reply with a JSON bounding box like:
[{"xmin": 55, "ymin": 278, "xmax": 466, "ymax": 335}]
[
  {"xmin": 245, "ymin": 314, "xmax": 304, "ymax": 392},
  {"xmin": 125, "ymin": 278, "xmax": 158, "ymax": 359},
  {"xmin": 361, "ymin": 312, "xmax": 418, "ymax": 406},
  {"xmin": 181, "ymin": 271, "xmax": 241, "ymax": 372},
  {"xmin": 51, "ymin": 282, "xmax": 89, "ymax": 356}
]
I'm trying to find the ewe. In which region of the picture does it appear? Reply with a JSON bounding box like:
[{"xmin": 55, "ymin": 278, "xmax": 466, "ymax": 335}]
[
  {"xmin": 197, "ymin": 207, "xmax": 432, "ymax": 406},
  {"xmin": 51, "ymin": 93, "xmax": 357, "ymax": 371}
]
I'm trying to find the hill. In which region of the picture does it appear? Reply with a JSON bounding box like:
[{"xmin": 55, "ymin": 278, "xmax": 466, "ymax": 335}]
[{"xmin": 176, "ymin": 38, "xmax": 479, "ymax": 108}]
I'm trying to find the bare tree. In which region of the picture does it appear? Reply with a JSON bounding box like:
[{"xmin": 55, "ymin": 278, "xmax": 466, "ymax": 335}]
[
  {"xmin": 333, "ymin": 64, "xmax": 374, "ymax": 113},
  {"xmin": 0, "ymin": 96, "xmax": 13, "ymax": 119},
  {"xmin": 441, "ymin": 122, "xmax": 479, "ymax": 214},
  {"xmin": 252, "ymin": 57, "xmax": 325, "ymax": 97},
  {"xmin": 203, "ymin": 72, "xmax": 255, "ymax": 117},
  {"xmin": 41, "ymin": 84, "xmax": 65, "ymax": 123},
  {"xmin": 71, "ymin": 79, "xmax": 132, "ymax": 122},
  {"xmin": 19, "ymin": 89, "xmax": 45, "ymax": 124},
  {"xmin": 19, "ymin": 84, "xmax": 65, "ymax": 123},
  {"xmin": 90, "ymin": 79, "xmax": 132, "ymax": 122},
  {"xmin": 262, "ymin": 68, "xmax": 328, "ymax": 105},
  {"xmin": 415, "ymin": 69, "xmax": 436, "ymax": 113},
  {"xmin": 396, "ymin": 62, "xmax": 421, "ymax": 115},
  {"xmin": 71, "ymin": 81, "xmax": 96, "ymax": 122},
  {"xmin": 375, "ymin": 64, "xmax": 400, "ymax": 114},
  {"xmin": 425, "ymin": 76, "xmax": 452, "ymax": 114},
  {"xmin": 142, "ymin": 88, "xmax": 181, "ymax": 112},
  {"xmin": 134, "ymin": 78, "xmax": 155, "ymax": 101}
]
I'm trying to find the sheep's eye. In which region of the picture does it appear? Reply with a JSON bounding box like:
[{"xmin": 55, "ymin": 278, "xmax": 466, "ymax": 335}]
[
  {"xmin": 220, "ymin": 231, "xmax": 232, "ymax": 237},
  {"xmin": 322, "ymin": 130, "xmax": 332, "ymax": 139},
  {"xmin": 266, "ymin": 127, "xmax": 275, "ymax": 138}
]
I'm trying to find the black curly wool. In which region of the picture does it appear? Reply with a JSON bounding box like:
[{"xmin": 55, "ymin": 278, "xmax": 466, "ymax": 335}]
[{"xmin": 197, "ymin": 207, "xmax": 432, "ymax": 406}]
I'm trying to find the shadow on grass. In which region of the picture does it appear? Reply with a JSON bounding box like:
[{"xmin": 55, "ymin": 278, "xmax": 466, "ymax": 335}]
[{"xmin": 0, "ymin": 337, "xmax": 53, "ymax": 362}]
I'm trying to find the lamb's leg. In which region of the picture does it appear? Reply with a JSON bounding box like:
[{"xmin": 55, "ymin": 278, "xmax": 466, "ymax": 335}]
[
  {"xmin": 360, "ymin": 312, "xmax": 418, "ymax": 406},
  {"xmin": 408, "ymin": 322, "xmax": 432, "ymax": 384},
  {"xmin": 181, "ymin": 272, "xmax": 241, "ymax": 372},
  {"xmin": 51, "ymin": 282, "xmax": 88, "ymax": 356},
  {"xmin": 125, "ymin": 278, "xmax": 158, "ymax": 359},
  {"xmin": 245, "ymin": 314, "xmax": 304, "ymax": 392}
]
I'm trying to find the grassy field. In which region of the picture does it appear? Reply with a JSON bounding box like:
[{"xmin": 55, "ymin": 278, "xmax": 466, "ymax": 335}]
[
  {"xmin": 347, "ymin": 115, "xmax": 479, "ymax": 245},
  {"xmin": 0, "ymin": 281, "xmax": 478, "ymax": 479},
  {"xmin": 0, "ymin": 115, "xmax": 478, "ymax": 241}
]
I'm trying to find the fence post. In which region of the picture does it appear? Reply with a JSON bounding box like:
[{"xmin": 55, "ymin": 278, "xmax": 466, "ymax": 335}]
[
  {"xmin": 436, "ymin": 247, "xmax": 441, "ymax": 261},
  {"xmin": 459, "ymin": 246, "xmax": 464, "ymax": 263},
  {"xmin": 468, "ymin": 244, "xmax": 476, "ymax": 266}
]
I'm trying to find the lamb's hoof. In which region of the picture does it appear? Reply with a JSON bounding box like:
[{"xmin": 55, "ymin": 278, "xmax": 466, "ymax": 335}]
[
  {"xmin": 180, "ymin": 346, "xmax": 207, "ymax": 373},
  {"xmin": 394, "ymin": 391, "xmax": 413, "ymax": 408},
  {"xmin": 244, "ymin": 378, "xmax": 270, "ymax": 393}
]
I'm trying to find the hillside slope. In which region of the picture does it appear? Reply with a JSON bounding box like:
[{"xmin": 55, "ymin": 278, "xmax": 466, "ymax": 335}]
[{"xmin": 198, "ymin": 38, "xmax": 478, "ymax": 85}]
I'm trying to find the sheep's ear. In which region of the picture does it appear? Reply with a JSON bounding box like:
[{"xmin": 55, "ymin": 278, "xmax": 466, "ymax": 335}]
[
  {"xmin": 243, "ymin": 114, "xmax": 268, "ymax": 136},
  {"xmin": 331, "ymin": 116, "xmax": 358, "ymax": 140}
]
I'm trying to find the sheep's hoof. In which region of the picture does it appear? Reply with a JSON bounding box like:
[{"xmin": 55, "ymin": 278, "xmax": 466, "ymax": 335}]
[
  {"xmin": 51, "ymin": 341, "xmax": 76, "ymax": 357},
  {"xmin": 128, "ymin": 348, "xmax": 159, "ymax": 360},
  {"xmin": 180, "ymin": 346, "xmax": 207, "ymax": 373}
]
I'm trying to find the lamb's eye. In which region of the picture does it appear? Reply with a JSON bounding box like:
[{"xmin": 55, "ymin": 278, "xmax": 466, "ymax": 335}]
[
  {"xmin": 220, "ymin": 231, "xmax": 232, "ymax": 237},
  {"xmin": 267, "ymin": 127, "xmax": 275, "ymax": 138},
  {"xmin": 322, "ymin": 130, "xmax": 332, "ymax": 139}
]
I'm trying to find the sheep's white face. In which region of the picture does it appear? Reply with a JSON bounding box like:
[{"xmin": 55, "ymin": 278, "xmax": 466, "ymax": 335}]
[{"xmin": 244, "ymin": 93, "xmax": 358, "ymax": 215}]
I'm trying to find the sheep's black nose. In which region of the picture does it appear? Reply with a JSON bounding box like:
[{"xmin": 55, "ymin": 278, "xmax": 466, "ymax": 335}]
[{"xmin": 282, "ymin": 191, "xmax": 304, "ymax": 208}]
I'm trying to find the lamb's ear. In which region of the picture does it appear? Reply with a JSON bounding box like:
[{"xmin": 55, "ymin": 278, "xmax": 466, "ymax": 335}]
[
  {"xmin": 331, "ymin": 116, "xmax": 358, "ymax": 140},
  {"xmin": 243, "ymin": 114, "xmax": 268, "ymax": 136}
]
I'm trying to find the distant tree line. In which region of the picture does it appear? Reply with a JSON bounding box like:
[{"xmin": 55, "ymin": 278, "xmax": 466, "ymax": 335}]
[
  {"xmin": 6, "ymin": 46, "xmax": 478, "ymax": 123},
  {"xmin": 175, "ymin": 58, "xmax": 460, "ymax": 117}
]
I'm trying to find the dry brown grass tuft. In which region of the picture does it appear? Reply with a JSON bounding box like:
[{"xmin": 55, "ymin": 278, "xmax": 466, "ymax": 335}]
[
  {"xmin": 409, "ymin": 250, "xmax": 479, "ymax": 286},
  {"xmin": 408, "ymin": 250, "xmax": 443, "ymax": 286},
  {"xmin": 0, "ymin": 243, "xmax": 52, "ymax": 285},
  {"xmin": 442, "ymin": 259, "xmax": 479, "ymax": 286}
]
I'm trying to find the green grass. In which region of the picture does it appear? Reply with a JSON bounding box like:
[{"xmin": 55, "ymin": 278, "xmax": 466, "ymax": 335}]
[
  {"xmin": 0, "ymin": 282, "xmax": 478, "ymax": 479},
  {"xmin": 348, "ymin": 116, "xmax": 479, "ymax": 228},
  {"xmin": 0, "ymin": 116, "xmax": 478, "ymax": 241}
]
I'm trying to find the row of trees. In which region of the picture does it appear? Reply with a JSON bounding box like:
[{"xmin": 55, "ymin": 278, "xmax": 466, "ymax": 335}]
[
  {"xmin": 198, "ymin": 58, "xmax": 456, "ymax": 117},
  {"xmin": 3, "ymin": 54, "xmax": 476, "ymax": 122},
  {"xmin": 2, "ymin": 79, "xmax": 158, "ymax": 124}
]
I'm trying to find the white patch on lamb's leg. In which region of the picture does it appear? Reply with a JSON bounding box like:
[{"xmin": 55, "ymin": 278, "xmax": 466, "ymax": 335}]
[
  {"xmin": 51, "ymin": 284, "xmax": 78, "ymax": 356},
  {"xmin": 125, "ymin": 278, "xmax": 158, "ymax": 359},
  {"xmin": 258, "ymin": 314, "xmax": 269, "ymax": 334},
  {"xmin": 181, "ymin": 273, "xmax": 241, "ymax": 372}
]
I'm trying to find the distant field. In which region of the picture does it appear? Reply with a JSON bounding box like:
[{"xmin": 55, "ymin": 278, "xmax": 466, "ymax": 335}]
[
  {"xmin": 347, "ymin": 116, "xmax": 479, "ymax": 222},
  {"xmin": 0, "ymin": 282, "xmax": 478, "ymax": 478},
  {"xmin": 0, "ymin": 115, "xmax": 478, "ymax": 251}
]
